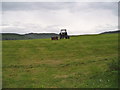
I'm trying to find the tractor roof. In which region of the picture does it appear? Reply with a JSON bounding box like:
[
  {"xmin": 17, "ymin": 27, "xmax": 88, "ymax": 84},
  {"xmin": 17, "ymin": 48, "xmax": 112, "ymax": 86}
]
[{"xmin": 61, "ymin": 29, "xmax": 67, "ymax": 31}]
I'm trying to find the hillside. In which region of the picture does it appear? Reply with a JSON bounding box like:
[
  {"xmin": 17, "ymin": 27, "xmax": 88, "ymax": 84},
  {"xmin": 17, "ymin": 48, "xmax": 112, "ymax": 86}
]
[
  {"xmin": 1, "ymin": 33, "xmax": 58, "ymax": 40},
  {"xmin": 2, "ymin": 33, "xmax": 118, "ymax": 88},
  {"xmin": 100, "ymin": 30, "xmax": 120, "ymax": 34},
  {"xmin": 1, "ymin": 30, "xmax": 119, "ymax": 41}
]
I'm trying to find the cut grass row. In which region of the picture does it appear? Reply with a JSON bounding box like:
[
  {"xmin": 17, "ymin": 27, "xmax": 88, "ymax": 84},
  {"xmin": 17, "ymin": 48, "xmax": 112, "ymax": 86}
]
[{"xmin": 2, "ymin": 33, "xmax": 118, "ymax": 88}]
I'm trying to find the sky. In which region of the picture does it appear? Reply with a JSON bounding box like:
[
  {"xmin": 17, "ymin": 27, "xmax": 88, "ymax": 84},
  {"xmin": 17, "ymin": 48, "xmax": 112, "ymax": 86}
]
[{"xmin": 1, "ymin": 2, "xmax": 118, "ymax": 35}]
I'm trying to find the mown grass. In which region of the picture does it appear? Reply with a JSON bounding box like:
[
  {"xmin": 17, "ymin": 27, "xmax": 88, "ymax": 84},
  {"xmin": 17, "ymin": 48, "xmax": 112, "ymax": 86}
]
[{"xmin": 2, "ymin": 33, "xmax": 118, "ymax": 88}]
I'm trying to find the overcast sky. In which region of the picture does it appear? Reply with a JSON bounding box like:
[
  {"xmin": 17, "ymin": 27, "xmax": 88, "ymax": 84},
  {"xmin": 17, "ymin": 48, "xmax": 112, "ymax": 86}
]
[{"xmin": 1, "ymin": 2, "xmax": 118, "ymax": 35}]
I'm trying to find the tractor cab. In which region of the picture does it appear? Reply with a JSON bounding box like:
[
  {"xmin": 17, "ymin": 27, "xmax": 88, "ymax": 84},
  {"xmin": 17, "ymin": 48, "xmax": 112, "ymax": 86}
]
[
  {"xmin": 60, "ymin": 29, "xmax": 67, "ymax": 35},
  {"xmin": 59, "ymin": 29, "xmax": 70, "ymax": 39}
]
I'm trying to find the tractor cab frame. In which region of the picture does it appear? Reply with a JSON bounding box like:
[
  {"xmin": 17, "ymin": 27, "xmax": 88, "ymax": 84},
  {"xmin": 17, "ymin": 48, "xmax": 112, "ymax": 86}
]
[{"xmin": 59, "ymin": 29, "xmax": 70, "ymax": 39}]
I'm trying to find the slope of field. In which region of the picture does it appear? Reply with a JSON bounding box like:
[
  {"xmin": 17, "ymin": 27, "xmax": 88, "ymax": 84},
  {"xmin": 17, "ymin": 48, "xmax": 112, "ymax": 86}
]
[{"xmin": 2, "ymin": 33, "xmax": 118, "ymax": 88}]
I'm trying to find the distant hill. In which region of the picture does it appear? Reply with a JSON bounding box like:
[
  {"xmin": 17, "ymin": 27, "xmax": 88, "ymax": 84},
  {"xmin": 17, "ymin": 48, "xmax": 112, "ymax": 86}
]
[
  {"xmin": 1, "ymin": 33, "xmax": 58, "ymax": 40},
  {"xmin": 1, "ymin": 30, "xmax": 120, "ymax": 40},
  {"xmin": 100, "ymin": 30, "xmax": 120, "ymax": 34}
]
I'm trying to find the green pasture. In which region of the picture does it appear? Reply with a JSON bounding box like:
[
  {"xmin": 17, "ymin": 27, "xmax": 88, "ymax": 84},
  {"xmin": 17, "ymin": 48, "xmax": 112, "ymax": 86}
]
[{"xmin": 2, "ymin": 33, "xmax": 118, "ymax": 88}]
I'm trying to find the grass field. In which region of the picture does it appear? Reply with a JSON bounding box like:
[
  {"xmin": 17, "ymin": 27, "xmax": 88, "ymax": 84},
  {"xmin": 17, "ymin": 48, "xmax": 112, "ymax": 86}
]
[{"xmin": 2, "ymin": 33, "xmax": 118, "ymax": 88}]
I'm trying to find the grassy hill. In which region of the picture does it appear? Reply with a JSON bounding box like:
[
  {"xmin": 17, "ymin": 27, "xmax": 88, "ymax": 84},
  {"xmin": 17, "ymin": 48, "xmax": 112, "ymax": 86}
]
[
  {"xmin": 2, "ymin": 33, "xmax": 118, "ymax": 88},
  {"xmin": 1, "ymin": 33, "xmax": 58, "ymax": 40},
  {"xmin": 100, "ymin": 30, "xmax": 120, "ymax": 34}
]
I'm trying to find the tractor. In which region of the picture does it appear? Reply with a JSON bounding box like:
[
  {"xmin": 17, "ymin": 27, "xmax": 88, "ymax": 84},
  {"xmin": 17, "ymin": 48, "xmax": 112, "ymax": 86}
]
[
  {"xmin": 51, "ymin": 29, "xmax": 70, "ymax": 40},
  {"xmin": 59, "ymin": 29, "xmax": 70, "ymax": 39}
]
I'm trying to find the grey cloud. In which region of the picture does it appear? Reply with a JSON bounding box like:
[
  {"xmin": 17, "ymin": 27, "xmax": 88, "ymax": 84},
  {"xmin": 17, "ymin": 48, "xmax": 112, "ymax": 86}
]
[
  {"xmin": 89, "ymin": 2, "xmax": 117, "ymax": 10},
  {"xmin": 2, "ymin": 2, "xmax": 118, "ymax": 12},
  {"xmin": 43, "ymin": 25, "xmax": 60, "ymax": 33},
  {"xmin": 89, "ymin": 2, "xmax": 118, "ymax": 15},
  {"xmin": 1, "ymin": 2, "xmax": 118, "ymax": 34},
  {"xmin": 2, "ymin": 26, "xmax": 26, "ymax": 34},
  {"xmin": 2, "ymin": 2, "xmax": 74, "ymax": 11},
  {"xmin": 2, "ymin": 2, "xmax": 118, "ymax": 18}
]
